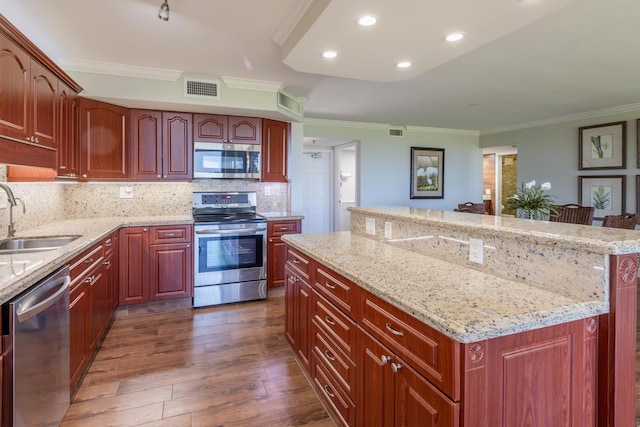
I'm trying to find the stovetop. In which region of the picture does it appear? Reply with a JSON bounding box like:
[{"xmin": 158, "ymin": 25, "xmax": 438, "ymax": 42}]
[{"xmin": 192, "ymin": 191, "xmax": 263, "ymax": 224}]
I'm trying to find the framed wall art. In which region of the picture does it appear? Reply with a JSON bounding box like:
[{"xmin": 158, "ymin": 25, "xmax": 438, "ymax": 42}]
[
  {"xmin": 410, "ymin": 147, "xmax": 444, "ymax": 199},
  {"xmin": 578, "ymin": 121, "xmax": 626, "ymax": 170},
  {"xmin": 579, "ymin": 175, "xmax": 626, "ymax": 219}
]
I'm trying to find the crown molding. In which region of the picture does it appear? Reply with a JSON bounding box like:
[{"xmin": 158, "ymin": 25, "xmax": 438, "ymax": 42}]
[
  {"xmin": 271, "ymin": 0, "xmax": 315, "ymax": 47},
  {"xmin": 220, "ymin": 76, "xmax": 284, "ymax": 92},
  {"xmin": 304, "ymin": 118, "xmax": 480, "ymax": 136},
  {"xmin": 482, "ymin": 102, "xmax": 640, "ymax": 135},
  {"xmin": 58, "ymin": 59, "xmax": 182, "ymax": 81}
]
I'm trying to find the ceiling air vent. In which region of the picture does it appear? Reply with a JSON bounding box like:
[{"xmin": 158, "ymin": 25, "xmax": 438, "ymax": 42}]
[
  {"xmin": 278, "ymin": 91, "xmax": 302, "ymax": 116},
  {"xmin": 184, "ymin": 79, "xmax": 220, "ymax": 99},
  {"xmin": 388, "ymin": 127, "xmax": 405, "ymax": 137}
]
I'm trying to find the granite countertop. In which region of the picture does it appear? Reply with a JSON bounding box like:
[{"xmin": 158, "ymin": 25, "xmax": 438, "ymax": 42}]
[
  {"xmin": 282, "ymin": 231, "xmax": 609, "ymax": 344},
  {"xmin": 0, "ymin": 215, "xmax": 193, "ymax": 305},
  {"xmin": 260, "ymin": 212, "xmax": 304, "ymax": 221}
]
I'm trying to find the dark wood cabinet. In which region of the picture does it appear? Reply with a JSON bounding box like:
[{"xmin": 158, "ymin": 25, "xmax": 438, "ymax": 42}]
[
  {"xmin": 0, "ymin": 34, "xmax": 29, "ymax": 144},
  {"xmin": 57, "ymin": 82, "xmax": 80, "ymax": 178},
  {"xmin": 30, "ymin": 59, "xmax": 57, "ymax": 150},
  {"xmin": 130, "ymin": 109, "xmax": 192, "ymax": 181},
  {"xmin": 261, "ymin": 119, "xmax": 289, "ymax": 182},
  {"xmin": 120, "ymin": 225, "xmax": 193, "ymax": 305},
  {"xmin": 267, "ymin": 219, "xmax": 300, "ymax": 288},
  {"xmin": 79, "ymin": 97, "xmax": 128, "ymax": 180},
  {"xmin": 193, "ymin": 114, "xmax": 261, "ymax": 144},
  {"xmin": 284, "ymin": 245, "xmax": 312, "ymax": 370}
]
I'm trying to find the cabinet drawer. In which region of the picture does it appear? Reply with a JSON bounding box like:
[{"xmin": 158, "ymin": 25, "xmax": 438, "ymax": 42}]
[
  {"xmin": 314, "ymin": 266, "xmax": 356, "ymax": 320},
  {"xmin": 313, "ymin": 291, "xmax": 357, "ymax": 360},
  {"xmin": 312, "ymin": 353, "xmax": 356, "ymax": 427},
  {"xmin": 359, "ymin": 289, "xmax": 460, "ymax": 400},
  {"xmin": 69, "ymin": 244, "xmax": 103, "ymax": 289},
  {"xmin": 312, "ymin": 325, "xmax": 356, "ymax": 401},
  {"xmin": 103, "ymin": 234, "xmax": 115, "ymax": 256},
  {"xmin": 286, "ymin": 246, "xmax": 311, "ymax": 280},
  {"xmin": 267, "ymin": 220, "xmax": 300, "ymax": 237},
  {"xmin": 149, "ymin": 225, "xmax": 191, "ymax": 244}
]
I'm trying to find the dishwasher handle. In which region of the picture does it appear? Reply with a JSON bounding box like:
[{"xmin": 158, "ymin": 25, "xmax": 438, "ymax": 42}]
[{"xmin": 16, "ymin": 274, "xmax": 70, "ymax": 323}]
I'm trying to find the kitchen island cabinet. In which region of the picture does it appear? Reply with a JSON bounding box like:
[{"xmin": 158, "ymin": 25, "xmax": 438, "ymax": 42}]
[{"xmin": 284, "ymin": 245, "xmax": 312, "ymax": 371}]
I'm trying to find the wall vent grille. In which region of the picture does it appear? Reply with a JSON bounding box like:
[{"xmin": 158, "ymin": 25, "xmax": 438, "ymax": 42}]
[
  {"xmin": 278, "ymin": 92, "xmax": 302, "ymax": 115},
  {"xmin": 388, "ymin": 127, "xmax": 405, "ymax": 137},
  {"xmin": 184, "ymin": 79, "xmax": 220, "ymax": 99}
]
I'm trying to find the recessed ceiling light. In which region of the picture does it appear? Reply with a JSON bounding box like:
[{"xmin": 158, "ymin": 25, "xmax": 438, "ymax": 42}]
[
  {"xmin": 396, "ymin": 61, "xmax": 412, "ymax": 69},
  {"xmin": 357, "ymin": 15, "xmax": 378, "ymax": 26},
  {"xmin": 322, "ymin": 51, "xmax": 338, "ymax": 59},
  {"xmin": 444, "ymin": 32, "xmax": 465, "ymax": 42}
]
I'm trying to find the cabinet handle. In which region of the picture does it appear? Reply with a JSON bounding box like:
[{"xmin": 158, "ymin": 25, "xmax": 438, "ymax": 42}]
[
  {"xmin": 381, "ymin": 355, "xmax": 392, "ymax": 364},
  {"xmin": 385, "ymin": 323, "xmax": 405, "ymax": 337},
  {"xmin": 82, "ymin": 174, "xmax": 87, "ymax": 178},
  {"xmin": 35, "ymin": 137, "xmax": 39, "ymax": 143},
  {"xmin": 323, "ymin": 385, "xmax": 335, "ymax": 398},
  {"xmin": 163, "ymin": 174, "xmax": 168, "ymax": 178},
  {"xmin": 157, "ymin": 174, "xmax": 161, "ymax": 178},
  {"xmin": 324, "ymin": 281, "xmax": 336, "ymax": 290},
  {"xmin": 164, "ymin": 233, "xmax": 176, "ymax": 237},
  {"xmin": 324, "ymin": 316, "xmax": 336, "ymax": 326},
  {"xmin": 292, "ymin": 258, "xmax": 300, "ymax": 264},
  {"xmin": 143, "ymin": 228, "xmax": 148, "ymax": 232},
  {"xmin": 391, "ymin": 362, "xmax": 402, "ymax": 373},
  {"xmin": 103, "ymin": 260, "xmax": 111, "ymax": 266},
  {"xmin": 60, "ymin": 165, "xmax": 67, "ymax": 170},
  {"xmin": 84, "ymin": 275, "xmax": 95, "ymax": 283},
  {"xmin": 289, "ymin": 275, "xmax": 299, "ymax": 283},
  {"xmin": 105, "ymin": 240, "xmax": 112, "ymax": 246},
  {"xmin": 85, "ymin": 258, "xmax": 94, "ymax": 264},
  {"xmin": 268, "ymin": 238, "xmax": 273, "ymax": 243},
  {"xmin": 279, "ymin": 227, "xmax": 289, "ymax": 231},
  {"xmin": 186, "ymin": 244, "xmax": 191, "ymax": 248},
  {"xmin": 324, "ymin": 350, "xmax": 336, "ymax": 361}
]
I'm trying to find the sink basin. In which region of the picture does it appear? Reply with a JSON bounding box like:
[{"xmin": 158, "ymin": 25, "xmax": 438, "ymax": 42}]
[{"xmin": 0, "ymin": 235, "xmax": 81, "ymax": 255}]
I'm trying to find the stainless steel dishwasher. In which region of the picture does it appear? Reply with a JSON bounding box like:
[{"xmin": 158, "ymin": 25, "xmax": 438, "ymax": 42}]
[{"xmin": 4, "ymin": 265, "xmax": 71, "ymax": 427}]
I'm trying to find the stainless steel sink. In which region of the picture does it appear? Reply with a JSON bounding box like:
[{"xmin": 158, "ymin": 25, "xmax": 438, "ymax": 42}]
[{"xmin": 0, "ymin": 235, "xmax": 81, "ymax": 254}]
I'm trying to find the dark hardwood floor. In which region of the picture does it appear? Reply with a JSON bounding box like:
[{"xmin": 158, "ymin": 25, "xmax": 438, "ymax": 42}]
[{"xmin": 61, "ymin": 287, "xmax": 335, "ymax": 427}]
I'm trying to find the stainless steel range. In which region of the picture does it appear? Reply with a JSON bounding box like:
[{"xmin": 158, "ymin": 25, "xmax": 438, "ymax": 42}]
[{"xmin": 192, "ymin": 191, "xmax": 267, "ymax": 307}]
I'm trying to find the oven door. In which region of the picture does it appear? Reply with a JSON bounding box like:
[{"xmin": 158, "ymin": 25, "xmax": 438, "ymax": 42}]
[
  {"xmin": 194, "ymin": 223, "xmax": 266, "ymax": 287},
  {"xmin": 193, "ymin": 142, "xmax": 261, "ymax": 179}
]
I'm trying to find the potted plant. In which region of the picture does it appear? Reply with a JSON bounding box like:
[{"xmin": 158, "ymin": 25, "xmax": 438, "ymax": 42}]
[{"xmin": 505, "ymin": 180, "xmax": 558, "ymax": 220}]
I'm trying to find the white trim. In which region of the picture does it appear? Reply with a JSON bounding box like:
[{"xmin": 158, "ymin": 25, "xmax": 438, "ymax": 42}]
[
  {"xmin": 58, "ymin": 59, "xmax": 183, "ymax": 81},
  {"xmin": 304, "ymin": 118, "xmax": 479, "ymax": 136},
  {"xmin": 271, "ymin": 0, "xmax": 315, "ymax": 46},
  {"xmin": 221, "ymin": 76, "xmax": 284, "ymax": 92}
]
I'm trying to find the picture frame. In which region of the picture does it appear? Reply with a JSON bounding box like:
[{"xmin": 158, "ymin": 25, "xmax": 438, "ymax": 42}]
[
  {"xmin": 410, "ymin": 147, "xmax": 444, "ymax": 199},
  {"xmin": 636, "ymin": 120, "xmax": 640, "ymax": 168},
  {"xmin": 579, "ymin": 175, "xmax": 626, "ymax": 220},
  {"xmin": 578, "ymin": 121, "xmax": 626, "ymax": 170}
]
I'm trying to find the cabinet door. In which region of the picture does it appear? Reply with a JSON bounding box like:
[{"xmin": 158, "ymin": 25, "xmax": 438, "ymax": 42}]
[
  {"xmin": 357, "ymin": 327, "xmax": 395, "ymax": 427},
  {"xmin": 228, "ymin": 116, "xmax": 261, "ymax": 144},
  {"xmin": 57, "ymin": 83, "xmax": 79, "ymax": 178},
  {"xmin": 105, "ymin": 233, "xmax": 119, "ymax": 314},
  {"xmin": 261, "ymin": 119, "xmax": 288, "ymax": 182},
  {"xmin": 284, "ymin": 265, "xmax": 297, "ymax": 348},
  {"xmin": 119, "ymin": 227, "xmax": 149, "ymax": 305},
  {"xmin": 30, "ymin": 60, "xmax": 57, "ymax": 149},
  {"xmin": 88, "ymin": 269, "xmax": 107, "ymax": 352},
  {"xmin": 130, "ymin": 109, "xmax": 162, "ymax": 180},
  {"xmin": 193, "ymin": 113, "xmax": 226, "ymax": 143},
  {"xmin": 0, "ymin": 34, "xmax": 30, "ymax": 143},
  {"xmin": 149, "ymin": 242, "xmax": 193, "ymax": 300},
  {"xmin": 297, "ymin": 280, "xmax": 312, "ymax": 370},
  {"xmin": 79, "ymin": 97, "xmax": 128, "ymax": 180},
  {"xmin": 69, "ymin": 282, "xmax": 89, "ymax": 393},
  {"xmin": 162, "ymin": 112, "xmax": 192, "ymax": 180},
  {"xmin": 267, "ymin": 236, "xmax": 287, "ymax": 288}
]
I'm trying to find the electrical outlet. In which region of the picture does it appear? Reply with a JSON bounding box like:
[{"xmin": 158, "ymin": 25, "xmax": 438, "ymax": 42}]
[
  {"xmin": 384, "ymin": 222, "xmax": 392, "ymax": 239},
  {"xmin": 366, "ymin": 217, "xmax": 376, "ymax": 235},
  {"xmin": 119, "ymin": 186, "xmax": 134, "ymax": 199},
  {"xmin": 264, "ymin": 186, "xmax": 271, "ymax": 196},
  {"xmin": 469, "ymin": 238, "xmax": 484, "ymax": 264}
]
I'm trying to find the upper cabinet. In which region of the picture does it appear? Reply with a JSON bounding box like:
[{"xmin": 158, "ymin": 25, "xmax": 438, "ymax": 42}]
[
  {"xmin": 0, "ymin": 14, "xmax": 81, "ymax": 170},
  {"xmin": 261, "ymin": 119, "xmax": 289, "ymax": 182},
  {"xmin": 57, "ymin": 82, "xmax": 80, "ymax": 178},
  {"xmin": 79, "ymin": 98, "xmax": 128, "ymax": 180},
  {"xmin": 130, "ymin": 109, "xmax": 192, "ymax": 181},
  {"xmin": 194, "ymin": 114, "xmax": 261, "ymax": 145}
]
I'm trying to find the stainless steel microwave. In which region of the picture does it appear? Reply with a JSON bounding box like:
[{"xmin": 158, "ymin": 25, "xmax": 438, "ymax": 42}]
[{"xmin": 193, "ymin": 142, "xmax": 261, "ymax": 179}]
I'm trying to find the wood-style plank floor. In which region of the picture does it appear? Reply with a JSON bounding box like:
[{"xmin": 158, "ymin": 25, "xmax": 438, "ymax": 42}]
[{"xmin": 61, "ymin": 288, "xmax": 335, "ymax": 427}]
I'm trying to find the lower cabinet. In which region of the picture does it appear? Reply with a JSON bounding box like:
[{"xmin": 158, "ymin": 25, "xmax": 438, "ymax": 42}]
[
  {"xmin": 119, "ymin": 224, "xmax": 193, "ymax": 305},
  {"xmin": 267, "ymin": 219, "xmax": 301, "ymax": 288},
  {"xmin": 284, "ymin": 245, "xmax": 312, "ymax": 371}
]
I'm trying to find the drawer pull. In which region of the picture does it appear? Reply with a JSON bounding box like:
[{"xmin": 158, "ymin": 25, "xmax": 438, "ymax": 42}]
[
  {"xmin": 381, "ymin": 355, "xmax": 392, "ymax": 364},
  {"xmin": 164, "ymin": 233, "xmax": 176, "ymax": 237},
  {"xmin": 324, "ymin": 385, "xmax": 336, "ymax": 398},
  {"xmin": 324, "ymin": 350, "xmax": 336, "ymax": 361},
  {"xmin": 324, "ymin": 281, "xmax": 336, "ymax": 289},
  {"xmin": 391, "ymin": 362, "xmax": 402, "ymax": 373},
  {"xmin": 84, "ymin": 258, "xmax": 94, "ymax": 264},
  {"xmin": 103, "ymin": 260, "xmax": 111, "ymax": 266},
  {"xmin": 105, "ymin": 240, "xmax": 112, "ymax": 247},
  {"xmin": 289, "ymin": 275, "xmax": 299, "ymax": 283},
  {"xmin": 84, "ymin": 275, "xmax": 95, "ymax": 283},
  {"xmin": 324, "ymin": 316, "xmax": 336, "ymax": 326},
  {"xmin": 292, "ymin": 258, "xmax": 300, "ymax": 264},
  {"xmin": 385, "ymin": 323, "xmax": 405, "ymax": 337}
]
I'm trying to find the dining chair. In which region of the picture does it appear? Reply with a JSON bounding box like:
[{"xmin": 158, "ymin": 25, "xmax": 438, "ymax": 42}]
[
  {"xmin": 548, "ymin": 204, "xmax": 594, "ymax": 225},
  {"xmin": 454, "ymin": 202, "xmax": 486, "ymax": 214},
  {"xmin": 601, "ymin": 213, "xmax": 638, "ymax": 230}
]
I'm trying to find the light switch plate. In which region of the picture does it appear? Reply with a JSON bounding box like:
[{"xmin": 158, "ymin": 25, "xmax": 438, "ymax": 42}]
[
  {"xmin": 384, "ymin": 222, "xmax": 392, "ymax": 239},
  {"xmin": 366, "ymin": 217, "xmax": 376, "ymax": 235},
  {"xmin": 119, "ymin": 186, "xmax": 134, "ymax": 199},
  {"xmin": 469, "ymin": 238, "xmax": 484, "ymax": 264}
]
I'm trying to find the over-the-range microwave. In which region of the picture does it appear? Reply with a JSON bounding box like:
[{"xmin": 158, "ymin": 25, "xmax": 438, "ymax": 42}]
[{"xmin": 193, "ymin": 142, "xmax": 261, "ymax": 179}]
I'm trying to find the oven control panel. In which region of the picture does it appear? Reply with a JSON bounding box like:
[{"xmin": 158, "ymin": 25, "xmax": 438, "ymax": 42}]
[{"xmin": 193, "ymin": 191, "xmax": 257, "ymax": 208}]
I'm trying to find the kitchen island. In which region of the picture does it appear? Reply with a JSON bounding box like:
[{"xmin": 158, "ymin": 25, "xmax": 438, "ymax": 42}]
[{"xmin": 283, "ymin": 206, "xmax": 638, "ymax": 426}]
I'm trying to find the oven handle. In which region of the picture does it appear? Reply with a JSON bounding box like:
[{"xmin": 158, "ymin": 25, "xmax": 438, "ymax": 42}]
[{"xmin": 195, "ymin": 227, "xmax": 267, "ymax": 236}]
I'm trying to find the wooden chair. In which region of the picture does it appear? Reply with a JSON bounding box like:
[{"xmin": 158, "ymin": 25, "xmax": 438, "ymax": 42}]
[
  {"xmin": 601, "ymin": 213, "xmax": 638, "ymax": 230},
  {"xmin": 548, "ymin": 204, "xmax": 594, "ymax": 225},
  {"xmin": 454, "ymin": 202, "xmax": 486, "ymax": 214}
]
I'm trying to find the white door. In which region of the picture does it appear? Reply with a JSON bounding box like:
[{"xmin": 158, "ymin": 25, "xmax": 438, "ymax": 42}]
[
  {"xmin": 335, "ymin": 142, "xmax": 358, "ymax": 232},
  {"xmin": 302, "ymin": 151, "xmax": 333, "ymax": 233}
]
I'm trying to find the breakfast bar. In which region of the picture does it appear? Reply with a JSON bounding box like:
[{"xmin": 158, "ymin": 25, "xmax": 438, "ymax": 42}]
[{"xmin": 283, "ymin": 206, "xmax": 638, "ymax": 426}]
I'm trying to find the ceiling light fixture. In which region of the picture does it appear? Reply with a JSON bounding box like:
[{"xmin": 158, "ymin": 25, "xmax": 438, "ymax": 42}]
[
  {"xmin": 357, "ymin": 15, "xmax": 378, "ymax": 26},
  {"xmin": 444, "ymin": 32, "xmax": 465, "ymax": 42},
  {"xmin": 396, "ymin": 61, "xmax": 412, "ymax": 69},
  {"xmin": 322, "ymin": 51, "xmax": 338, "ymax": 59},
  {"xmin": 158, "ymin": 0, "xmax": 169, "ymax": 21}
]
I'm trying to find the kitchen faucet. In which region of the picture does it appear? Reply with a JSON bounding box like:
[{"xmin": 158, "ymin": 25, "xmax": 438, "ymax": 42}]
[{"xmin": 0, "ymin": 183, "xmax": 25, "ymax": 238}]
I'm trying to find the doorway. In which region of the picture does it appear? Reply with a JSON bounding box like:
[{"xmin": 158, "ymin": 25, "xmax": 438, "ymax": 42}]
[{"xmin": 482, "ymin": 145, "xmax": 517, "ymax": 216}]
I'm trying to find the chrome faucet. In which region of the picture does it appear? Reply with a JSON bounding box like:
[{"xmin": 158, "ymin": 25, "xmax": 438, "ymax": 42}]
[{"xmin": 0, "ymin": 183, "xmax": 25, "ymax": 238}]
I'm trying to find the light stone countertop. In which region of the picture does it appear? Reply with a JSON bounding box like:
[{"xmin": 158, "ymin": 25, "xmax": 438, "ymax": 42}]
[
  {"xmin": 0, "ymin": 215, "xmax": 193, "ymax": 305},
  {"xmin": 282, "ymin": 231, "xmax": 609, "ymax": 344},
  {"xmin": 260, "ymin": 212, "xmax": 304, "ymax": 221}
]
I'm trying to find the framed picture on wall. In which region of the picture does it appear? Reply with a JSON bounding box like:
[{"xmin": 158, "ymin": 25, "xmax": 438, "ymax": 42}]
[
  {"xmin": 578, "ymin": 121, "xmax": 626, "ymax": 170},
  {"xmin": 579, "ymin": 175, "xmax": 626, "ymax": 219},
  {"xmin": 410, "ymin": 147, "xmax": 444, "ymax": 199}
]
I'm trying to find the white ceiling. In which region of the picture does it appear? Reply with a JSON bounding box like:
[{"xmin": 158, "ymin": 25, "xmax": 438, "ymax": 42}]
[{"xmin": 1, "ymin": 0, "xmax": 639, "ymax": 134}]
